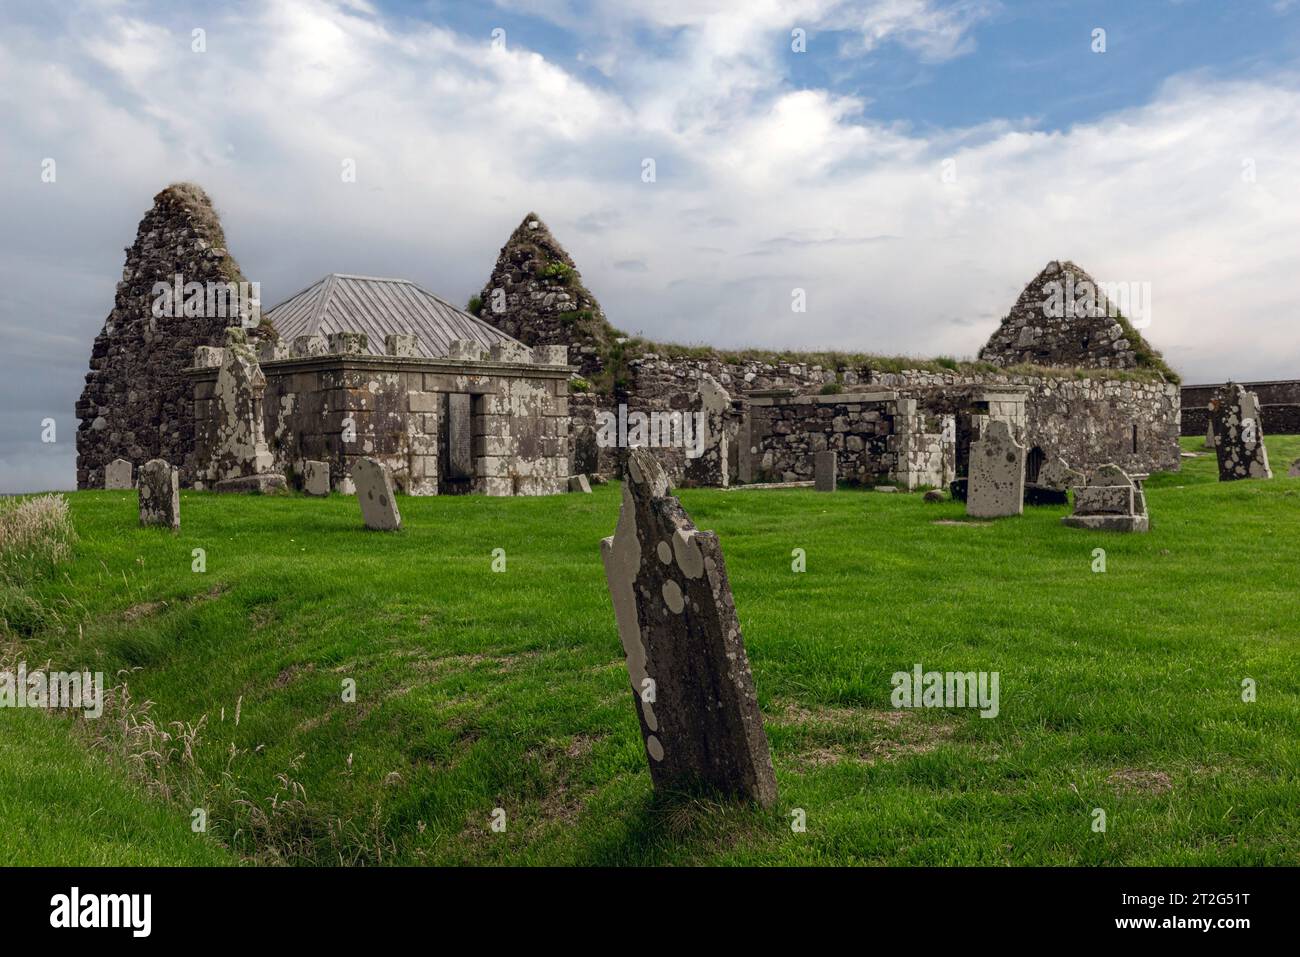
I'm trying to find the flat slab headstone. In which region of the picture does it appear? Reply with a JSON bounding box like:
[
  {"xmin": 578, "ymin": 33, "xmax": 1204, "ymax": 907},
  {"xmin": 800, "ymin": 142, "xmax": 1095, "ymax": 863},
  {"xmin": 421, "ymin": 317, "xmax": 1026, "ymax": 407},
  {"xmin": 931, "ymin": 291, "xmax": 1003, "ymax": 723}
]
[
  {"xmin": 568, "ymin": 474, "xmax": 592, "ymax": 494},
  {"xmin": 213, "ymin": 474, "xmax": 287, "ymax": 494},
  {"xmin": 600, "ymin": 448, "xmax": 778, "ymax": 807},
  {"xmin": 104, "ymin": 458, "xmax": 133, "ymax": 490},
  {"xmin": 138, "ymin": 459, "xmax": 179, "ymax": 529},
  {"xmin": 303, "ymin": 460, "xmax": 330, "ymax": 496},
  {"xmin": 814, "ymin": 450, "xmax": 837, "ymax": 492},
  {"xmin": 1062, "ymin": 463, "xmax": 1148, "ymax": 533},
  {"xmin": 1209, "ymin": 382, "xmax": 1272, "ymax": 481},
  {"xmin": 352, "ymin": 457, "xmax": 401, "ymax": 530},
  {"xmin": 966, "ymin": 420, "xmax": 1024, "ymax": 518}
]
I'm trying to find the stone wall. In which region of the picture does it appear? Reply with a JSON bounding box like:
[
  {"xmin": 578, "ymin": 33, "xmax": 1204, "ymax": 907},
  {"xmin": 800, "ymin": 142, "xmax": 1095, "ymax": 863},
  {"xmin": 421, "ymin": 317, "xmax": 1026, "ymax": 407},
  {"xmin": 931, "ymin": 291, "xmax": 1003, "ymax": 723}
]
[
  {"xmin": 77, "ymin": 183, "xmax": 253, "ymax": 488},
  {"xmin": 191, "ymin": 337, "xmax": 572, "ymax": 496}
]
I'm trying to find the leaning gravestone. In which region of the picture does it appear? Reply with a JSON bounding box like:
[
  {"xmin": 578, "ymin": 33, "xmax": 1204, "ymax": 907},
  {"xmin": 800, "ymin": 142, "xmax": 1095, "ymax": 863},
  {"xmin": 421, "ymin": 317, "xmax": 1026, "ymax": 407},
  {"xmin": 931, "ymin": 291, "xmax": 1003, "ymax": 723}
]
[
  {"xmin": 966, "ymin": 420, "xmax": 1025, "ymax": 518},
  {"xmin": 568, "ymin": 473, "xmax": 592, "ymax": 494},
  {"xmin": 303, "ymin": 460, "xmax": 330, "ymax": 496},
  {"xmin": 104, "ymin": 458, "xmax": 133, "ymax": 490},
  {"xmin": 352, "ymin": 457, "xmax": 401, "ymax": 530},
  {"xmin": 814, "ymin": 450, "xmax": 837, "ymax": 492},
  {"xmin": 600, "ymin": 447, "xmax": 778, "ymax": 807},
  {"xmin": 1061, "ymin": 463, "xmax": 1149, "ymax": 533},
  {"xmin": 138, "ymin": 459, "xmax": 179, "ymax": 529},
  {"xmin": 1209, "ymin": 382, "xmax": 1272, "ymax": 481}
]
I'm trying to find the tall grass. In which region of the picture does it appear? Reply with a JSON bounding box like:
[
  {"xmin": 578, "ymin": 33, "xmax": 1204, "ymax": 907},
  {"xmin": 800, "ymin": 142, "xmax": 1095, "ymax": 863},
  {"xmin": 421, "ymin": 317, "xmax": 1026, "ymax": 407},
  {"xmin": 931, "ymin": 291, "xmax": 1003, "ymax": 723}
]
[{"xmin": 0, "ymin": 494, "xmax": 77, "ymax": 636}]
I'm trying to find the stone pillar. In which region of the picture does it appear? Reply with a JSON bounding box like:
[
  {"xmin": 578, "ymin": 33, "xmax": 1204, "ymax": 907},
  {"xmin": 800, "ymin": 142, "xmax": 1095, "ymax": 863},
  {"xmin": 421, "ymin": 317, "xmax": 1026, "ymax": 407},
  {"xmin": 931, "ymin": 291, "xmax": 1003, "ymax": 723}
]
[{"xmin": 682, "ymin": 373, "xmax": 730, "ymax": 488}]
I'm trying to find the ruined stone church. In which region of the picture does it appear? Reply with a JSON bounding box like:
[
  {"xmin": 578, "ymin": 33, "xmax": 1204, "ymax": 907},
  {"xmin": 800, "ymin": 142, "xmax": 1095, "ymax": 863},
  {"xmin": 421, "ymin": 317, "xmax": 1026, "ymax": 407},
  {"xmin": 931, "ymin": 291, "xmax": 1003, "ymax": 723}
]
[{"xmin": 76, "ymin": 183, "xmax": 1180, "ymax": 495}]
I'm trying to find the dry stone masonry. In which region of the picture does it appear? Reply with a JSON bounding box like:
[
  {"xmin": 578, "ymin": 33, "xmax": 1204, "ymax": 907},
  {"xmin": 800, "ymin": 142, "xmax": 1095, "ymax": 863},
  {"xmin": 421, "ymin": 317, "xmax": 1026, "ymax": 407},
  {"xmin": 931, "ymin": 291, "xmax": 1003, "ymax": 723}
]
[
  {"xmin": 475, "ymin": 214, "xmax": 618, "ymax": 380},
  {"xmin": 77, "ymin": 184, "xmax": 255, "ymax": 490},
  {"xmin": 353, "ymin": 457, "xmax": 401, "ymax": 530},
  {"xmin": 980, "ymin": 260, "xmax": 1155, "ymax": 371},
  {"xmin": 1209, "ymin": 383, "xmax": 1272, "ymax": 481},
  {"xmin": 138, "ymin": 459, "xmax": 180, "ymax": 529},
  {"xmin": 600, "ymin": 448, "xmax": 778, "ymax": 807},
  {"xmin": 966, "ymin": 420, "xmax": 1025, "ymax": 518}
]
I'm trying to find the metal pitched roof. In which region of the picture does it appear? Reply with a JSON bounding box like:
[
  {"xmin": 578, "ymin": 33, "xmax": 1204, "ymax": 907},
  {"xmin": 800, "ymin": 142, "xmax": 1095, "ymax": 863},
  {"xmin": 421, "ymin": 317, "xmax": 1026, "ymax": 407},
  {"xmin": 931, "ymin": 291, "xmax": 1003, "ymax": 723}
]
[{"xmin": 265, "ymin": 274, "xmax": 520, "ymax": 358}]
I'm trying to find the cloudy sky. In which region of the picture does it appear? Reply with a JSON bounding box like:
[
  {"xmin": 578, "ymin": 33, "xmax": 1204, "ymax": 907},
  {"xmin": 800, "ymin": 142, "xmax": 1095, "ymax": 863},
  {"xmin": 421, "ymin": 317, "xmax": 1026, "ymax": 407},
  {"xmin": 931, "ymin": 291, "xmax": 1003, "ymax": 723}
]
[{"xmin": 2, "ymin": 0, "xmax": 1299, "ymax": 492}]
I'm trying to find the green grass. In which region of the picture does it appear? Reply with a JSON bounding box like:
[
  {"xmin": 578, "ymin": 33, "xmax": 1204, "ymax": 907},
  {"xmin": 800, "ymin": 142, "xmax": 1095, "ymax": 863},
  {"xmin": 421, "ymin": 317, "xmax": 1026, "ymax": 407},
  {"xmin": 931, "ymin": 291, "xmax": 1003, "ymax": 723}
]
[
  {"xmin": 3, "ymin": 435, "xmax": 1299, "ymax": 865},
  {"xmin": 0, "ymin": 708, "xmax": 232, "ymax": 865}
]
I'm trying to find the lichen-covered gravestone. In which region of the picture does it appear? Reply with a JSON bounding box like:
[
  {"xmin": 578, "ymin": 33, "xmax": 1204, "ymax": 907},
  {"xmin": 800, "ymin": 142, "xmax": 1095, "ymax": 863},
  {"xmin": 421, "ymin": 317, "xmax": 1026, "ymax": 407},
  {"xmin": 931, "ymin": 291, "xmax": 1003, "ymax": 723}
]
[
  {"xmin": 211, "ymin": 328, "xmax": 286, "ymax": 493},
  {"xmin": 1061, "ymin": 463, "xmax": 1149, "ymax": 533},
  {"xmin": 682, "ymin": 373, "xmax": 730, "ymax": 488},
  {"xmin": 352, "ymin": 457, "xmax": 401, "ymax": 530},
  {"xmin": 104, "ymin": 458, "xmax": 133, "ymax": 490},
  {"xmin": 303, "ymin": 460, "xmax": 330, "ymax": 497},
  {"xmin": 966, "ymin": 420, "xmax": 1025, "ymax": 518},
  {"xmin": 814, "ymin": 450, "xmax": 837, "ymax": 492},
  {"xmin": 1209, "ymin": 382, "xmax": 1272, "ymax": 481},
  {"xmin": 138, "ymin": 459, "xmax": 179, "ymax": 529},
  {"xmin": 600, "ymin": 447, "xmax": 778, "ymax": 807}
]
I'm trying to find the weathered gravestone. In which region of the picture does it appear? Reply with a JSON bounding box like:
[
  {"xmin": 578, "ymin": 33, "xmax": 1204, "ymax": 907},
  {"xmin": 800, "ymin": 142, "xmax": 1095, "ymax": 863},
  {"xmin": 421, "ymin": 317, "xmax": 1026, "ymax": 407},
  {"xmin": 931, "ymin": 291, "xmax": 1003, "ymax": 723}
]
[
  {"xmin": 814, "ymin": 450, "xmax": 837, "ymax": 492},
  {"xmin": 966, "ymin": 420, "xmax": 1025, "ymax": 518},
  {"xmin": 138, "ymin": 459, "xmax": 179, "ymax": 529},
  {"xmin": 211, "ymin": 328, "xmax": 287, "ymax": 494},
  {"xmin": 682, "ymin": 373, "xmax": 730, "ymax": 488},
  {"xmin": 1289, "ymin": 458, "xmax": 1300, "ymax": 479},
  {"xmin": 1026, "ymin": 455, "xmax": 1084, "ymax": 505},
  {"xmin": 600, "ymin": 448, "xmax": 778, "ymax": 807},
  {"xmin": 1061, "ymin": 463, "xmax": 1149, "ymax": 533},
  {"xmin": 352, "ymin": 457, "xmax": 401, "ymax": 530},
  {"xmin": 303, "ymin": 460, "xmax": 330, "ymax": 497},
  {"xmin": 104, "ymin": 458, "xmax": 133, "ymax": 490},
  {"xmin": 568, "ymin": 473, "xmax": 592, "ymax": 494},
  {"xmin": 1209, "ymin": 382, "xmax": 1272, "ymax": 481}
]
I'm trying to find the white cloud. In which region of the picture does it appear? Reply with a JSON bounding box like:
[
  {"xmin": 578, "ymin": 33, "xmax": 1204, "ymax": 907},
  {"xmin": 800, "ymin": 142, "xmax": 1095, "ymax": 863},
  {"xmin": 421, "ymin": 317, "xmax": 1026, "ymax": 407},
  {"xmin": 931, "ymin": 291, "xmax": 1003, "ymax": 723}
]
[{"xmin": 1, "ymin": 0, "xmax": 1298, "ymax": 492}]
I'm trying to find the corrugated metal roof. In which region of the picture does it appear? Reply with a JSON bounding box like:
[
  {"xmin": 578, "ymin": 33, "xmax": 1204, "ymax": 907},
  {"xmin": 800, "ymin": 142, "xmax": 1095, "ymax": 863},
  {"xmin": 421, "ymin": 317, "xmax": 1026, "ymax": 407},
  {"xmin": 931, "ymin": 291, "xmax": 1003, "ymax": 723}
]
[{"xmin": 265, "ymin": 274, "xmax": 519, "ymax": 358}]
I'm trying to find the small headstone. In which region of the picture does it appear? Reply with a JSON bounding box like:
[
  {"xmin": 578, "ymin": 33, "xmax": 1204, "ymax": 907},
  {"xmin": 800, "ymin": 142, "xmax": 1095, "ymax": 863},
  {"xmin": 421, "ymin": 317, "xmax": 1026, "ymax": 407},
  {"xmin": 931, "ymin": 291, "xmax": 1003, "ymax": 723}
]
[
  {"xmin": 1289, "ymin": 458, "xmax": 1300, "ymax": 478},
  {"xmin": 104, "ymin": 458, "xmax": 133, "ymax": 490},
  {"xmin": 600, "ymin": 448, "xmax": 778, "ymax": 808},
  {"xmin": 1061, "ymin": 463, "xmax": 1148, "ymax": 533},
  {"xmin": 966, "ymin": 420, "xmax": 1025, "ymax": 518},
  {"xmin": 138, "ymin": 459, "xmax": 179, "ymax": 529},
  {"xmin": 353, "ymin": 457, "xmax": 401, "ymax": 530},
  {"xmin": 1209, "ymin": 382, "xmax": 1272, "ymax": 481},
  {"xmin": 385, "ymin": 333, "xmax": 420, "ymax": 357},
  {"xmin": 568, "ymin": 474, "xmax": 592, "ymax": 494},
  {"xmin": 814, "ymin": 450, "xmax": 837, "ymax": 492},
  {"xmin": 303, "ymin": 460, "xmax": 330, "ymax": 496}
]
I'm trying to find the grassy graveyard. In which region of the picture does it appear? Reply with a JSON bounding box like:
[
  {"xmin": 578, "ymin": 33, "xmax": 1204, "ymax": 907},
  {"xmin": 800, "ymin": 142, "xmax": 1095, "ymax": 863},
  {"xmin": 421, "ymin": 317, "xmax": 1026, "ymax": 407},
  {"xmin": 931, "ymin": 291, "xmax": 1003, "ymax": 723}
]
[{"xmin": 2, "ymin": 434, "xmax": 1299, "ymax": 866}]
